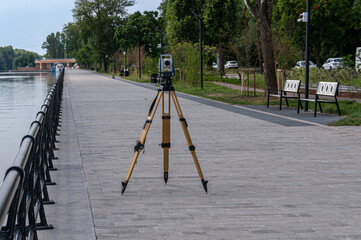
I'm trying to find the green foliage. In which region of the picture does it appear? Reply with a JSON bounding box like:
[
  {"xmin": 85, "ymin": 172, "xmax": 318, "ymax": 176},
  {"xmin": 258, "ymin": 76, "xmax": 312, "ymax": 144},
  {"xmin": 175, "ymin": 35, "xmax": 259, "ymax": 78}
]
[
  {"xmin": 171, "ymin": 42, "xmax": 199, "ymax": 86},
  {"xmin": 0, "ymin": 46, "xmax": 40, "ymax": 70},
  {"xmin": 274, "ymin": 0, "xmax": 361, "ymax": 67},
  {"xmin": 13, "ymin": 49, "xmax": 40, "ymax": 68},
  {"xmin": 203, "ymin": 45, "xmax": 217, "ymax": 69},
  {"xmin": 229, "ymin": 15, "xmax": 259, "ymax": 68},
  {"xmin": 203, "ymin": 0, "xmax": 241, "ymax": 46},
  {"xmin": 0, "ymin": 46, "xmax": 15, "ymax": 71},
  {"xmin": 42, "ymin": 32, "xmax": 64, "ymax": 58},
  {"xmin": 62, "ymin": 23, "xmax": 81, "ymax": 58},
  {"xmin": 144, "ymin": 56, "xmax": 158, "ymax": 75},
  {"xmin": 115, "ymin": 11, "xmax": 163, "ymax": 58},
  {"xmin": 341, "ymin": 55, "xmax": 355, "ymax": 68},
  {"xmin": 75, "ymin": 41, "xmax": 94, "ymax": 68},
  {"xmin": 73, "ymin": 0, "xmax": 134, "ymax": 71},
  {"xmin": 165, "ymin": 0, "xmax": 204, "ymax": 45},
  {"xmin": 293, "ymin": 67, "xmax": 361, "ymax": 88}
]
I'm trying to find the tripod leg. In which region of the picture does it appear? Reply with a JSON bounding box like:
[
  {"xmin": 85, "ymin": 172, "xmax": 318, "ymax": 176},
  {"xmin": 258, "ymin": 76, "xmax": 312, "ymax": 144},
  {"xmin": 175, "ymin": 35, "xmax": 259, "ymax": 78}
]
[
  {"xmin": 170, "ymin": 91, "xmax": 208, "ymax": 193},
  {"xmin": 162, "ymin": 91, "xmax": 171, "ymax": 183},
  {"xmin": 122, "ymin": 91, "xmax": 163, "ymax": 195}
]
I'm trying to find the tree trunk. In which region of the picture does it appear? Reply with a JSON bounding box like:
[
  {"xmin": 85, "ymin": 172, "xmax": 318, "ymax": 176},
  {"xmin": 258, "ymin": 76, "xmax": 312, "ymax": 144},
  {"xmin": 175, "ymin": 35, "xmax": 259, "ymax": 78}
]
[
  {"xmin": 218, "ymin": 41, "xmax": 225, "ymax": 74},
  {"xmin": 244, "ymin": 0, "xmax": 277, "ymax": 92},
  {"xmin": 313, "ymin": 46, "xmax": 322, "ymax": 68},
  {"xmin": 256, "ymin": 27, "xmax": 263, "ymax": 73},
  {"xmin": 259, "ymin": 2, "xmax": 277, "ymax": 92},
  {"xmin": 102, "ymin": 54, "xmax": 108, "ymax": 73}
]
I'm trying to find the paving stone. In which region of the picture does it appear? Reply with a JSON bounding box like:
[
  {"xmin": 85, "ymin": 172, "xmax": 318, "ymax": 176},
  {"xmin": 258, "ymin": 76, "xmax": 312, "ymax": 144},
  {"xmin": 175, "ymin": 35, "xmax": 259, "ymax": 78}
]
[{"xmin": 39, "ymin": 69, "xmax": 361, "ymax": 239}]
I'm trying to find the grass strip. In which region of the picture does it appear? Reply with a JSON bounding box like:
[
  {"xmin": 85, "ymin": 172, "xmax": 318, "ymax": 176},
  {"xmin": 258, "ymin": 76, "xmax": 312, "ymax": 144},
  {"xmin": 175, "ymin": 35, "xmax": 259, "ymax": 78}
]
[{"xmin": 111, "ymin": 73, "xmax": 361, "ymax": 126}]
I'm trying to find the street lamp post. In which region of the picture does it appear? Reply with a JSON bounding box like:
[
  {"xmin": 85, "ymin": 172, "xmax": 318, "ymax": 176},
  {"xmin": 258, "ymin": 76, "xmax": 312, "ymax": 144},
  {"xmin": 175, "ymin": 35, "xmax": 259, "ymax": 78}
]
[
  {"xmin": 190, "ymin": 8, "xmax": 204, "ymax": 89},
  {"xmin": 154, "ymin": 26, "xmax": 164, "ymax": 55},
  {"xmin": 305, "ymin": 0, "xmax": 311, "ymax": 111},
  {"xmin": 132, "ymin": 35, "xmax": 141, "ymax": 79},
  {"xmin": 113, "ymin": 54, "xmax": 116, "ymax": 79},
  {"xmin": 121, "ymin": 41, "xmax": 127, "ymax": 76},
  {"xmin": 138, "ymin": 38, "xmax": 141, "ymax": 79},
  {"xmin": 298, "ymin": 1, "xmax": 311, "ymax": 111}
]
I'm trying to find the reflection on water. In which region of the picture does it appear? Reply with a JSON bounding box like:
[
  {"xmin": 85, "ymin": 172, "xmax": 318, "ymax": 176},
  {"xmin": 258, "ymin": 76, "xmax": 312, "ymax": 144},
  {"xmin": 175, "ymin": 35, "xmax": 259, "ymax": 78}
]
[{"xmin": 0, "ymin": 72, "xmax": 56, "ymax": 184}]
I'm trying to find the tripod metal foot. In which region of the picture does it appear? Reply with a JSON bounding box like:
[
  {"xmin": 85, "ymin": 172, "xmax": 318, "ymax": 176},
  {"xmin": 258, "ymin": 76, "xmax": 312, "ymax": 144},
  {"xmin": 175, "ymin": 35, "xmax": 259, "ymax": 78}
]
[
  {"xmin": 201, "ymin": 179, "xmax": 208, "ymax": 193},
  {"xmin": 164, "ymin": 172, "xmax": 168, "ymax": 183},
  {"xmin": 121, "ymin": 181, "xmax": 128, "ymax": 195}
]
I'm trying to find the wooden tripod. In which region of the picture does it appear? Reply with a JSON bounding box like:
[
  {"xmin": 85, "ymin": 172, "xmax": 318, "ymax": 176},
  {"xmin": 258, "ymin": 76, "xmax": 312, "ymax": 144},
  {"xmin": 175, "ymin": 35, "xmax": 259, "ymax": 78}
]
[{"xmin": 121, "ymin": 80, "xmax": 208, "ymax": 195}]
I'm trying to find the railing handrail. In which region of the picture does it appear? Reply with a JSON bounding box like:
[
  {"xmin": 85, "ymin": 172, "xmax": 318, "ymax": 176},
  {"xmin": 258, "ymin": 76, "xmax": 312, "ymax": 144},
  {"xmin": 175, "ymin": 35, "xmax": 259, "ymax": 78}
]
[{"xmin": 0, "ymin": 68, "xmax": 64, "ymax": 239}]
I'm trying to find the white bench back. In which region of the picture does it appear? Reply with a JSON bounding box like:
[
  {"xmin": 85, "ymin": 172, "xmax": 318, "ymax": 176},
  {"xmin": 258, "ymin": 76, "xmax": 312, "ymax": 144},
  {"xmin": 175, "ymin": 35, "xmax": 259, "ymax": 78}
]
[
  {"xmin": 283, "ymin": 80, "xmax": 301, "ymax": 93},
  {"xmin": 316, "ymin": 82, "xmax": 338, "ymax": 96}
]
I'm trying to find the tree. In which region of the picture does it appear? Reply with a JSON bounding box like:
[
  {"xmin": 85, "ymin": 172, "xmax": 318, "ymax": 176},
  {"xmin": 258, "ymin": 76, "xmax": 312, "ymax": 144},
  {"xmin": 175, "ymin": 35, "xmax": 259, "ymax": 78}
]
[
  {"xmin": 0, "ymin": 46, "xmax": 15, "ymax": 71},
  {"xmin": 228, "ymin": 16, "xmax": 258, "ymax": 68},
  {"xmin": 116, "ymin": 11, "xmax": 163, "ymax": 58},
  {"xmin": 42, "ymin": 32, "xmax": 64, "ymax": 58},
  {"xmin": 244, "ymin": 0, "xmax": 277, "ymax": 91},
  {"xmin": 0, "ymin": 46, "xmax": 39, "ymax": 70},
  {"xmin": 203, "ymin": 0, "xmax": 241, "ymax": 73},
  {"xmin": 75, "ymin": 41, "xmax": 94, "ymax": 68},
  {"xmin": 13, "ymin": 49, "xmax": 40, "ymax": 68},
  {"xmin": 0, "ymin": 51, "xmax": 6, "ymax": 71},
  {"xmin": 165, "ymin": 0, "xmax": 204, "ymax": 45},
  {"xmin": 62, "ymin": 23, "xmax": 82, "ymax": 58},
  {"xmin": 311, "ymin": 0, "xmax": 361, "ymax": 65},
  {"xmin": 158, "ymin": 0, "xmax": 169, "ymax": 18},
  {"xmin": 274, "ymin": 0, "xmax": 361, "ymax": 67},
  {"xmin": 73, "ymin": 0, "xmax": 134, "ymax": 72}
]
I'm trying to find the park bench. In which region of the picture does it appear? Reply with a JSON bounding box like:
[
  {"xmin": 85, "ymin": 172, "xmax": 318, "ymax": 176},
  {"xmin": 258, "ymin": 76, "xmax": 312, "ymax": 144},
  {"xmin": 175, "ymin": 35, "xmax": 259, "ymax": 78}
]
[
  {"xmin": 267, "ymin": 79, "xmax": 302, "ymax": 110},
  {"xmin": 297, "ymin": 81, "xmax": 341, "ymax": 117}
]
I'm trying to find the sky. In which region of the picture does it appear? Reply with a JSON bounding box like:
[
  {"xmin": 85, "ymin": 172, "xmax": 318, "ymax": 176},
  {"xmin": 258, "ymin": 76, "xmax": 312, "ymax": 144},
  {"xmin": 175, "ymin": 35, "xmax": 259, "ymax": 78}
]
[{"xmin": 0, "ymin": 0, "xmax": 162, "ymax": 55}]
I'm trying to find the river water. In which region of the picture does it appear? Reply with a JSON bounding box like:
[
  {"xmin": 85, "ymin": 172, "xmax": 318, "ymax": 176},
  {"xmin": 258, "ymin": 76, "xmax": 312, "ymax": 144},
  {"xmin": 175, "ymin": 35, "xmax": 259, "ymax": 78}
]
[{"xmin": 0, "ymin": 72, "xmax": 56, "ymax": 185}]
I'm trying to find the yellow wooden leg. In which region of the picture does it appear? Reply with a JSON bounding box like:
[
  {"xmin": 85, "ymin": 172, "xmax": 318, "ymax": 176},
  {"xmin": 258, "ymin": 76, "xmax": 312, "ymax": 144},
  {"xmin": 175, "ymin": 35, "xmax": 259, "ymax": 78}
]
[
  {"xmin": 122, "ymin": 91, "xmax": 163, "ymax": 194},
  {"xmin": 170, "ymin": 91, "xmax": 208, "ymax": 193},
  {"xmin": 162, "ymin": 92, "xmax": 171, "ymax": 183}
]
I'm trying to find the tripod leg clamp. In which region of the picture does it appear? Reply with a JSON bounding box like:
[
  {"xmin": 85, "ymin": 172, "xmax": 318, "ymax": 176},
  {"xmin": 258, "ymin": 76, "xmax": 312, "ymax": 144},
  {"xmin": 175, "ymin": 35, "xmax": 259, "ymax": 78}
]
[
  {"xmin": 179, "ymin": 118, "xmax": 188, "ymax": 127},
  {"xmin": 161, "ymin": 143, "xmax": 171, "ymax": 148},
  {"xmin": 143, "ymin": 119, "xmax": 152, "ymax": 129},
  {"xmin": 134, "ymin": 140, "xmax": 144, "ymax": 152},
  {"xmin": 189, "ymin": 145, "xmax": 195, "ymax": 151}
]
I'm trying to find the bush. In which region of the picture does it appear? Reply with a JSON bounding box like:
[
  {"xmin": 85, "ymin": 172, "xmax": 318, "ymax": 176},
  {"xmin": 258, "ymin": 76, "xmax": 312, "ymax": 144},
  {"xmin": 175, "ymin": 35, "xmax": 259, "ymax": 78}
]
[
  {"xmin": 293, "ymin": 67, "xmax": 361, "ymax": 88},
  {"xmin": 144, "ymin": 56, "xmax": 158, "ymax": 75},
  {"xmin": 171, "ymin": 42, "xmax": 199, "ymax": 86}
]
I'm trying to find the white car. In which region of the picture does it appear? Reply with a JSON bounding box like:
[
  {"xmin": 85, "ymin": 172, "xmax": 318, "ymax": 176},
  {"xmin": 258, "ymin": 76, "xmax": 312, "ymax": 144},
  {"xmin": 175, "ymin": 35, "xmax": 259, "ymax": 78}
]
[
  {"xmin": 294, "ymin": 60, "xmax": 316, "ymax": 68},
  {"xmin": 224, "ymin": 61, "xmax": 238, "ymax": 69},
  {"xmin": 212, "ymin": 62, "xmax": 217, "ymax": 69},
  {"xmin": 322, "ymin": 58, "xmax": 343, "ymax": 70}
]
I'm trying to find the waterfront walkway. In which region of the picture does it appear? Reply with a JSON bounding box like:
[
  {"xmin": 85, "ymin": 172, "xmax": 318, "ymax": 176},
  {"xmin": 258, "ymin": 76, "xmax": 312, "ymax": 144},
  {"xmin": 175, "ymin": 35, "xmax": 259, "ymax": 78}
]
[{"xmin": 39, "ymin": 69, "xmax": 361, "ymax": 239}]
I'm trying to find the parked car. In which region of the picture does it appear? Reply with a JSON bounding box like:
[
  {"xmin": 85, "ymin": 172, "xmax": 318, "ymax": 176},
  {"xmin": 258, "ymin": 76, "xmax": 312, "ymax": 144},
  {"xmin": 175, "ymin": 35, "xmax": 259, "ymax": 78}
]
[
  {"xmin": 294, "ymin": 60, "xmax": 316, "ymax": 68},
  {"xmin": 322, "ymin": 58, "xmax": 343, "ymax": 70},
  {"xmin": 224, "ymin": 61, "xmax": 238, "ymax": 69},
  {"xmin": 212, "ymin": 62, "xmax": 217, "ymax": 69}
]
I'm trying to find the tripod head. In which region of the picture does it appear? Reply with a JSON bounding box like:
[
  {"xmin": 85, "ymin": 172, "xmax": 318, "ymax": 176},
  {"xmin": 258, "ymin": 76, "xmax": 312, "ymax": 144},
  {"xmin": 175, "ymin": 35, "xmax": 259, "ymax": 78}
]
[
  {"xmin": 158, "ymin": 54, "xmax": 175, "ymax": 91},
  {"xmin": 159, "ymin": 76, "xmax": 174, "ymax": 91}
]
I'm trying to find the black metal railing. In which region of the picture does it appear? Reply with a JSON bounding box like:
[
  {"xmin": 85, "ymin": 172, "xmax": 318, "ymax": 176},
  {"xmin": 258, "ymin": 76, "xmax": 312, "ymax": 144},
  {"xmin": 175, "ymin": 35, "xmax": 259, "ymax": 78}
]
[{"xmin": 0, "ymin": 69, "xmax": 64, "ymax": 239}]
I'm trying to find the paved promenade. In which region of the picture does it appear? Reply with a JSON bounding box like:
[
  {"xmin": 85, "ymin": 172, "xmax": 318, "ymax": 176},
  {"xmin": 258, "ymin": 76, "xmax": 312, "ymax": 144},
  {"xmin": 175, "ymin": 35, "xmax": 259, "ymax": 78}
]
[{"xmin": 40, "ymin": 69, "xmax": 361, "ymax": 239}]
